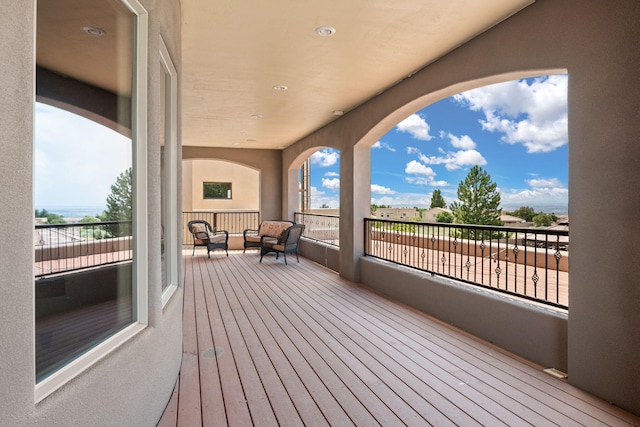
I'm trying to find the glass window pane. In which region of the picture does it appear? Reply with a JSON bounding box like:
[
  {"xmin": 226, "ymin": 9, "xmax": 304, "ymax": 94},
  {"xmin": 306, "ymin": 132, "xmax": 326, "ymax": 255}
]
[
  {"xmin": 35, "ymin": 0, "xmax": 136, "ymax": 383},
  {"xmin": 160, "ymin": 64, "xmax": 167, "ymax": 290},
  {"xmin": 203, "ymin": 182, "xmax": 232, "ymax": 199}
]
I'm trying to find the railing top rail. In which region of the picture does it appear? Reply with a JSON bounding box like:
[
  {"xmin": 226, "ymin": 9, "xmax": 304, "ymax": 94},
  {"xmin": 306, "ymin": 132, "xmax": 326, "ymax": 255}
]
[
  {"xmin": 183, "ymin": 210, "xmax": 259, "ymax": 213},
  {"xmin": 365, "ymin": 217, "xmax": 568, "ymax": 236},
  {"xmin": 35, "ymin": 220, "xmax": 132, "ymax": 229},
  {"xmin": 295, "ymin": 212, "xmax": 340, "ymax": 218}
]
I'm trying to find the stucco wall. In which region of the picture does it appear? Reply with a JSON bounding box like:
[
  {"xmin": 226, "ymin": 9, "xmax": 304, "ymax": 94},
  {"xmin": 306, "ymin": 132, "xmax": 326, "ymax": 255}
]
[
  {"xmin": 299, "ymin": 239, "xmax": 340, "ymax": 273},
  {"xmin": 183, "ymin": 146, "xmax": 284, "ymax": 222},
  {"xmin": 183, "ymin": 159, "xmax": 259, "ymax": 211},
  {"xmin": 0, "ymin": 0, "xmax": 184, "ymax": 425},
  {"xmin": 361, "ymin": 257, "xmax": 568, "ymax": 371}
]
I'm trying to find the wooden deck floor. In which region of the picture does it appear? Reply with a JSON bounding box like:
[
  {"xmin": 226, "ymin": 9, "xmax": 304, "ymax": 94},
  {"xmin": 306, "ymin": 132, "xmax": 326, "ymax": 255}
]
[{"xmin": 158, "ymin": 250, "xmax": 640, "ymax": 426}]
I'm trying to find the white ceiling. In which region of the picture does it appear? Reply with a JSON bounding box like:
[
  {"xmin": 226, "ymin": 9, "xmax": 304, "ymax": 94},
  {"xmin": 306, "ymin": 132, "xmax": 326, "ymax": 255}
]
[
  {"xmin": 36, "ymin": 0, "xmax": 534, "ymax": 150},
  {"xmin": 180, "ymin": 0, "xmax": 534, "ymax": 149}
]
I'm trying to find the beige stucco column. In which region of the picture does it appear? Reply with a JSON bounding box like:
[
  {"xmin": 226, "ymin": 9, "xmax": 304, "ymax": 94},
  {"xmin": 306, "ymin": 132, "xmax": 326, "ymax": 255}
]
[{"xmin": 338, "ymin": 143, "xmax": 371, "ymax": 282}]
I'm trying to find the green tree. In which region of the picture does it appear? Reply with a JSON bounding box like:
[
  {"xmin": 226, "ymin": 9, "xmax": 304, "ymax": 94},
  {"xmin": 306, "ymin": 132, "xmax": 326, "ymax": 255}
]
[
  {"xmin": 533, "ymin": 212, "xmax": 554, "ymax": 227},
  {"xmin": 101, "ymin": 168, "xmax": 132, "ymax": 222},
  {"xmin": 79, "ymin": 215, "xmax": 99, "ymax": 223},
  {"xmin": 450, "ymin": 165, "xmax": 502, "ymax": 230},
  {"xmin": 430, "ymin": 189, "xmax": 446, "ymax": 208},
  {"xmin": 510, "ymin": 206, "xmax": 536, "ymax": 222},
  {"xmin": 35, "ymin": 208, "xmax": 66, "ymax": 224},
  {"xmin": 79, "ymin": 215, "xmax": 109, "ymax": 239},
  {"xmin": 100, "ymin": 168, "xmax": 132, "ymax": 236},
  {"xmin": 436, "ymin": 211, "xmax": 454, "ymax": 223}
]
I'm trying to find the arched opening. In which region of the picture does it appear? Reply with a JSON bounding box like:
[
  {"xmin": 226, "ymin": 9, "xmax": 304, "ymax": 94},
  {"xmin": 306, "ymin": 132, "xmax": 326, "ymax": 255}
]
[
  {"xmin": 287, "ymin": 147, "xmax": 341, "ymax": 247},
  {"xmin": 366, "ymin": 74, "xmax": 569, "ymax": 308},
  {"xmin": 371, "ymin": 74, "xmax": 568, "ymax": 219},
  {"xmin": 181, "ymin": 158, "xmax": 261, "ymax": 249}
]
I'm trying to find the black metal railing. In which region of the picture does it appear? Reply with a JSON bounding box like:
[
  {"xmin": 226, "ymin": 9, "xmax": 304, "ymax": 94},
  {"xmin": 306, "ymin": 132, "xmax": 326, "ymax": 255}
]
[
  {"xmin": 294, "ymin": 212, "xmax": 340, "ymax": 246},
  {"xmin": 35, "ymin": 221, "xmax": 133, "ymax": 278},
  {"xmin": 182, "ymin": 210, "xmax": 260, "ymax": 244},
  {"xmin": 364, "ymin": 218, "xmax": 569, "ymax": 309}
]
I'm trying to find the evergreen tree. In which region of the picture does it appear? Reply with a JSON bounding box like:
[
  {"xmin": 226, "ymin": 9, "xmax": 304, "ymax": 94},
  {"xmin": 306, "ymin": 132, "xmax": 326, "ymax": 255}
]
[
  {"xmin": 436, "ymin": 211, "xmax": 454, "ymax": 223},
  {"xmin": 533, "ymin": 212, "xmax": 554, "ymax": 227},
  {"xmin": 430, "ymin": 189, "xmax": 446, "ymax": 208},
  {"xmin": 510, "ymin": 206, "xmax": 536, "ymax": 222},
  {"xmin": 100, "ymin": 168, "xmax": 132, "ymax": 236},
  {"xmin": 450, "ymin": 165, "xmax": 502, "ymax": 227},
  {"xmin": 35, "ymin": 208, "xmax": 66, "ymax": 224}
]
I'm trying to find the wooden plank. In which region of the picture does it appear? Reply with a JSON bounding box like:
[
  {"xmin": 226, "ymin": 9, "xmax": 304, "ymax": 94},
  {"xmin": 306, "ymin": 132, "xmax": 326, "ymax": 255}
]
[
  {"xmin": 296, "ymin": 269, "xmax": 548, "ymax": 426},
  {"xmin": 200, "ymin": 256, "xmax": 272, "ymax": 427},
  {"xmin": 227, "ymin": 255, "xmax": 402, "ymax": 426},
  {"xmin": 222, "ymin": 257, "xmax": 355, "ymax": 426},
  {"xmin": 157, "ymin": 377, "xmax": 179, "ymax": 427},
  {"xmin": 192, "ymin": 256, "xmax": 227, "ymax": 427},
  {"xmin": 212, "ymin": 260, "xmax": 316, "ymax": 425},
  {"xmin": 177, "ymin": 258, "xmax": 202, "ymax": 427},
  {"xmin": 268, "ymin": 260, "xmax": 484, "ymax": 426}
]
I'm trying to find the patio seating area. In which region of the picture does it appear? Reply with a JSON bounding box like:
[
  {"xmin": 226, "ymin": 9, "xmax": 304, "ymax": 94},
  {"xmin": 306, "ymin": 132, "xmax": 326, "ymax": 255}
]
[{"xmin": 158, "ymin": 251, "xmax": 640, "ymax": 426}]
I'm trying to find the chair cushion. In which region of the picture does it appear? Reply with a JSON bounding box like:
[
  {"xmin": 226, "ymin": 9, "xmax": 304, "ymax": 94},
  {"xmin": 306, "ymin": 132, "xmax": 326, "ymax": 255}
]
[
  {"xmin": 209, "ymin": 234, "xmax": 226, "ymax": 243},
  {"xmin": 191, "ymin": 223, "xmax": 207, "ymax": 233},
  {"xmin": 258, "ymin": 221, "xmax": 293, "ymax": 237}
]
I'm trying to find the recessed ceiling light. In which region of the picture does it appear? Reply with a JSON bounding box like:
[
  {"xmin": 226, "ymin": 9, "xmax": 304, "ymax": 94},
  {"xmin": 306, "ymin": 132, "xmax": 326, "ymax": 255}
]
[
  {"xmin": 273, "ymin": 85, "xmax": 288, "ymax": 91},
  {"xmin": 315, "ymin": 26, "xmax": 336, "ymax": 37},
  {"xmin": 333, "ymin": 110, "xmax": 344, "ymax": 116},
  {"xmin": 246, "ymin": 138, "xmax": 256, "ymax": 142},
  {"xmin": 82, "ymin": 26, "xmax": 106, "ymax": 36},
  {"xmin": 250, "ymin": 114, "xmax": 263, "ymax": 119}
]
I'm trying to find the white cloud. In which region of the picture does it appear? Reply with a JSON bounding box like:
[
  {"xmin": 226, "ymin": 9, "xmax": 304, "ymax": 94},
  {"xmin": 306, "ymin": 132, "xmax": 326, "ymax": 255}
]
[
  {"xmin": 324, "ymin": 171, "xmax": 339, "ymax": 177},
  {"xmin": 371, "ymin": 184, "xmax": 395, "ymax": 194},
  {"xmin": 310, "ymin": 186, "xmax": 339, "ymax": 208},
  {"xmin": 310, "ymin": 186, "xmax": 324, "ymax": 196},
  {"xmin": 35, "ymin": 103, "xmax": 132, "ymax": 208},
  {"xmin": 322, "ymin": 177, "xmax": 340, "ymax": 191},
  {"xmin": 405, "ymin": 160, "xmax": 436, "ymax": 176},
  {"xmin": 500, "ymin": 177, "xmax": 568, "ymax": 208},
  {"xmin": 407, "ymin": 146, "xmax": 420, "ymax": 155},
  {"xmin": 404, "ymin": 160, "xmax": 449, "ymax": 186},
  {"xmin": 454, "ymin": 75, "xmax": 568, "ymax": 153},
  {"xmin": 396, "ymin": 113, "xmax": 434, "ymax": 141},
  {"xmin": 405, "ymin": 177, "xmax": 449, "ymax": 186},
  {"xmin": 310, "ymin": 148, "xmax": 339, "ymax": 167},
  {"xmin": 446, "ymin": 133, "xmax": 476, "ymax": 150},
  {"xmin": 527, "ymin": 178, "xmax": 564, "ymax": 188},
  {"xmin": 372, "ymin": 141, "xmax": 396, "ymax": 152},
  {"xmin": 418, "ymin": 149, "xmax": 487, "ymax": 171}
]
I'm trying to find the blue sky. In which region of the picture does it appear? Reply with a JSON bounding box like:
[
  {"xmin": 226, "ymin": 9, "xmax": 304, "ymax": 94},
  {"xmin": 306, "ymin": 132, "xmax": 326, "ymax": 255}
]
[{"xmin": 310, "ymin": 74, "xmax": 569, "ymax": 213}]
